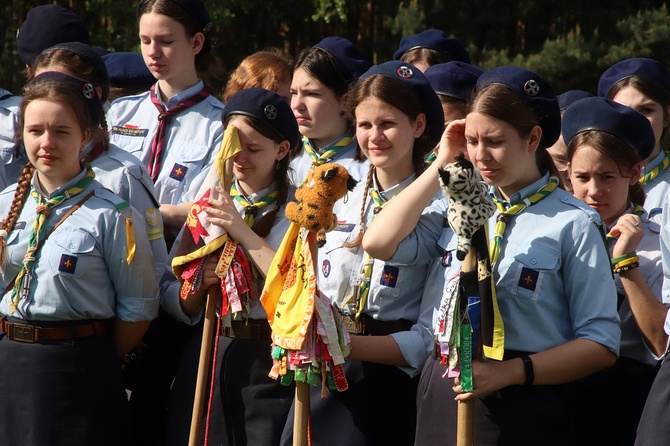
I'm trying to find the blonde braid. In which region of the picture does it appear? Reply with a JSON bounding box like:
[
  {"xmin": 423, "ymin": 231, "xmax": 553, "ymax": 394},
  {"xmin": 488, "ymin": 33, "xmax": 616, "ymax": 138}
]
[
  {"xmin": 0, "ymin": 163, "xmax": 36, "ymax": 269},
  {"xmin": 344, "ymin": 164, "xmax": 375, "ymax": 249}
]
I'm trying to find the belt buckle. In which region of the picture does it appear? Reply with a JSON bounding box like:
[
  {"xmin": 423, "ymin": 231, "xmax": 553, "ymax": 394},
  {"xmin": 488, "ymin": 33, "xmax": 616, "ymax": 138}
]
[
  {"xmin": 11, "ymin": 322, "xmax": 37, "ymax": 343},
  {"xmin": 342, "ymin": 315, "xmax": 362, "ymax": 335}
]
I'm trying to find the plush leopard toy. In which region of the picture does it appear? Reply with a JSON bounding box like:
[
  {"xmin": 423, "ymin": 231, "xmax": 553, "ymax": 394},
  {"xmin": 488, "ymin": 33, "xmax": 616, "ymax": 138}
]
[
  {"xmin": 437, "ymin": 152, "xmax": 496, "ymax": 260},
  {"xmin": 286, "ymin": 163, "xmax": 358, "ymax": 247}
]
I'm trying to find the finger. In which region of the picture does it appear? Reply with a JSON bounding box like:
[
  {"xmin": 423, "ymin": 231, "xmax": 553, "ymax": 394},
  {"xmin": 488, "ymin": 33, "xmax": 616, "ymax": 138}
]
[{"xmin": 455, "ymin": 392, "xmax": 474, "ymax": 402}]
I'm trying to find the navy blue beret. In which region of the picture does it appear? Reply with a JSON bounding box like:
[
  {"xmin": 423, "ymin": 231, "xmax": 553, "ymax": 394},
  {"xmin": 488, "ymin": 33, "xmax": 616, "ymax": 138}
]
[
  {"xmin": 47, "ymin": 42, "xmax": 110, "ymax": 91},
  {"xmin": 28, "ymin": 71, "xmax": 103, "ymax": 127},
  {"xmin": 598, "ymin": 58, "xmax": 670, "ymax": 98},
  {"xmin": 562, "ymin": 97, "xmax": 655, "ymax": 161},
  {"xmin": 223, "ymin": 88, "xmax": 300, "ymax": 149},
  {"xmin": 17, "ymin": 5, "xmax": 90, "ymax": 66},
  {"xmin": 476, "ymin": 66, "xmax": 561, "ymax": 146},
  {"xmin": 137, "ymin": 0, "xmax": 212, "ymax": 33},
  {"xmin": 557, "ymin": 90, "xmax": 593, "ymax": 111},
  {"xmin": 103, "ymin": 52, "xmax": 155, "ymax": 89},
  {"xmin": 393, "ymin": 30, "xmax": 470, "ymax": 64},
  {"xmin": 360, "ymin": 61, "xmax": 445, "ymax": 148},
  {"xmin": 424, "ymin": 61, "xmax": 483, "ymax": 101},
  {"xmin": 313, "ymin": 36, "xmax": 368, "ymax": 80}
]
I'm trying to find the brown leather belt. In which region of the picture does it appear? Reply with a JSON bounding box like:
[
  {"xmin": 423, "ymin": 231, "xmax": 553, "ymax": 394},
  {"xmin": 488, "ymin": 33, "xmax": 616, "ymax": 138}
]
[
  {"xmin": 0, "ymin": 319, "xmax": 109, "ymax": 343},
  {"xmin": 221, "ymin": 319, "xmax": 272, "ymax": 340},
  {"xmin": 343, "ymin": 314, "xmax": 414, "ymax": 336}
]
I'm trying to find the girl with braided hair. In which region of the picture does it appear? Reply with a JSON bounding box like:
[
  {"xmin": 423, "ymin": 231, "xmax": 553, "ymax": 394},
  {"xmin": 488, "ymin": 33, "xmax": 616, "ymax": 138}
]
[{"xmin": 0, "ymin": 71, "xmax": 158, "ymax": 445}]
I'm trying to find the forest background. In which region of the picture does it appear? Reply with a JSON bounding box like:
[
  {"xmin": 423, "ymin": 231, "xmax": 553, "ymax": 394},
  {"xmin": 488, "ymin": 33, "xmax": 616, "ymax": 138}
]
[{"xmin": 2, "ymin": 0, "xmax": 670, "ymax": 97}]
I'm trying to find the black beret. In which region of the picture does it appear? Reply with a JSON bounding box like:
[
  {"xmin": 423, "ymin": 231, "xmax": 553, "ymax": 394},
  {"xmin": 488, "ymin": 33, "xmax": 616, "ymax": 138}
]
[
  {"xmin": 313, "ymin": 36, "xmax": 368, "ymax": 81},
  {"xmin": 17, "ymin": 5, "xmax": 90, "ymax": 66},
  {"xmin": 424, "ymin": 61, "xmax": 483, "ymax": 101},
  {"xmin": 393, "ymin": 30, "xmax": 470, "ymax": 64},
  {"xmin": 103, "ymin": 52, "xmax": 155, "ymax": 89},
  {"xmin": 223, "ymin": 88, "xmax": 299, "ymax": 149},
  {"xmin": 476, "ymin": 66, "xmax": 561, "ymax": 146},
  {"xmin": 557, "ymin": 90, "xmax": 593, "ymax": 111},
  {"xmin": 28, "ymin": 71, "xmax": 103, "ymax": 127},
  {"xmin": 47, "ymin": 42, "xmax": 110, "ymax": 91},
  {"xmin": 598, "ymin": 58, "xmax": 670, "ymax": 98},
  {"xmin": 359, "ymin": 61, "xmax": 445, "ymax": 148},
  {"xmin": 137, "ymin": 0, "xmax": 212, "ymax": 33},
  {"xmin": 562, "ymin": 97, "xmax": 655, "ymax": 160}
]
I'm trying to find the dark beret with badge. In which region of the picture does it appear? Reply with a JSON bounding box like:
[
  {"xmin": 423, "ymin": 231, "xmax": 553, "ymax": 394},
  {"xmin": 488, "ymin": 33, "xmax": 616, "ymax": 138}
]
[
  {"xmin": 103, "ymin": 52, "xmax": 155, "ymax": 90},
  {"xmin": 476, "ymin": 66, "xmax": 561, "ymax": 146},
  {"xmin": 17, "ymin": 5, "xmax": 90, "ymax": 66},
  {"xmin": 313, "ymin": 36, "xmax": 368, "ymax": 81},
  {"xmin": 359, "ymin": 60, "xmax": 445, "ymax": 149},
  {"xmin": 598, "ymin": 58, "xmax": 670, "ymax": 98},
  {"xmin": 562, "ymin": 96, "xmax": 655, "ymax": 160},
  {"xmin": 393, "ymin": 29, "xmax": 470, "ymax": 64},
  {"xmin": 424, "ymin": 61, "xmax": 483, "ymax": 101},
  {"xmin": 27, "ymin": 71, "xmax": 103, "ymax": 126},
  {"xmin": 223, "ymin": 87, "xmax": 300, "ymax": 149}
]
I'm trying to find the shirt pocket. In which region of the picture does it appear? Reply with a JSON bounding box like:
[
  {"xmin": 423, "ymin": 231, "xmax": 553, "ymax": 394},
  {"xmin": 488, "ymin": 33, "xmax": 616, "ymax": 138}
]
[
  {"xmin": 508, "ymin": 244, "xmax": 559, "ymax": 301},
  {"xmin": 438, "ymin": 230, "xmax": 459, "ymax": 269},
  {"xmin": 159, "ymin": 143, "xmax": 210, "ymax": 193},
  {"xmin": 110, "ymin": 131, "xmax": 149, "ymax": 161},
  {"xmin": 319, "ymin": 229, "xmax": 355, "ymax": 284},
  {"xmin": 48, "ymin": 229, "xmax": 98, "ymax": 278}
]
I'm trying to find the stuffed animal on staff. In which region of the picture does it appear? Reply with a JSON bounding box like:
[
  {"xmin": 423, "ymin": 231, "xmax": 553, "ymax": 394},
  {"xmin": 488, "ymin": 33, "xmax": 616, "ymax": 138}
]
[
  {"xmin": 437, "ymin": 152, "xmax": 504, "ymax": 446},
  {"xmin": 260, "ymin": 162, "xmax": 357, "ymax": 446}
]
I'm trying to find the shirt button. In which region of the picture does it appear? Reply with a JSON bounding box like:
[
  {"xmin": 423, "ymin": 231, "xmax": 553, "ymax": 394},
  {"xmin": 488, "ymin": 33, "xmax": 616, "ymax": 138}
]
[{"xmin": 531, "ymin": 259, "xmax": 537, "ymax": 265}]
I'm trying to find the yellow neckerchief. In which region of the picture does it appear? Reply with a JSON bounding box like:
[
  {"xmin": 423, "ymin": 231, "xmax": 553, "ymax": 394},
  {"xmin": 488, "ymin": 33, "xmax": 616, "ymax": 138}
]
[
  {"xmin": 489, "ymin": 176, "xmax": 559, "ymax": 265},
  {"xmin": 605, "ymin": 204, "xmax": 645, "ymax": 240}
]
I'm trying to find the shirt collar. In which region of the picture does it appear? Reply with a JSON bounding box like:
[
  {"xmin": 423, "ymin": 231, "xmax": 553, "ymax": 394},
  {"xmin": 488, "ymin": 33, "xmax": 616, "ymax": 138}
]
[
  {"xmin": 490, "ymin": 172, "xmax": 551, "ymax": 209},
  {"xmin": 153, "ymin": 80, "xmax": 205, "ymax": 109},
  {"xmin": 373, "ymin": 172, "xmax": 417, "ymax": 202},
  {"xmin": 32, "ymin": 165, "xmax": 88, "ymax": 199}
]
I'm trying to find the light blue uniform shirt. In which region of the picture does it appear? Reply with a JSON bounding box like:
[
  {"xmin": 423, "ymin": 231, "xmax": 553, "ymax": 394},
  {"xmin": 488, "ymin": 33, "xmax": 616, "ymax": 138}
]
[
  {"xmin": 86, "ymin": 143, "xmax": 168, "ymax": 283},
  {"xmin": 396, "ymin": 175, "xmax": 621, "ymax": 356},
  {"xmin": 607, "ymin": 207, "xmax": 664, "ymax": 365},
  {"xmin": 317, "ymin": 173, "xmax": 435, "ymax": 376},
  {"xmin": 0, "ymin": 89, "xmax": 22, "ymax": 187},
  {"xmin": 161, "ymin": 182, "xmax": 294, "ymax": 325},
  {"xmin": 641, "ymin": 150, "xmax": 670, "ymax": 224},
  {"xmin": 289, "ymin": 135, "xmax": 370, "ymax": 187},
  {"xmin": 487, "ymin": 174, "xmax": 620, "ymax": 354},
  {"xmin": 107, "ymin": 80, "xmax": 224, "ymax": 206},
  {"xmin": 0, "ymin": 170, "xmax": 159, "ymax": 322},
  {"xmin": 658, "ymin": 192, "xmax": 670, "ymax": 344}
]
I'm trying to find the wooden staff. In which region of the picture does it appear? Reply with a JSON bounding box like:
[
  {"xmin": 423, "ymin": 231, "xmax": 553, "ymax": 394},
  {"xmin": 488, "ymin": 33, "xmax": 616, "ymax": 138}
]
[
  {"xmin": 188, "ymin": 289, "xmax": 217, "ymax": 446},
  {"xmin": 457, "ymin": 247, "xmax": 477, "ymax": 446}
]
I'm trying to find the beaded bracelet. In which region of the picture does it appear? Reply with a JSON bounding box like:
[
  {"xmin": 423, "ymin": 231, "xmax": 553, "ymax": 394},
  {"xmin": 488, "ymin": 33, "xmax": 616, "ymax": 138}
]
[
  {"xmin": 613, "ymin": 262, "xmax": 640, "ymax": 274},
  {"xmin": 611, "ymin": 252, "xmax": 637, "ymax": 266}
]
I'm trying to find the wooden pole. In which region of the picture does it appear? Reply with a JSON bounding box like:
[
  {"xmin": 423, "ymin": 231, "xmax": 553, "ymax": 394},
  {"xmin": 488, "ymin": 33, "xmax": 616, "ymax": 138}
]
[
  {"xmin": 293, "ymin": 380, "xmax": 310, "ymax": 446},
  {"xmin": 456, "ymin": 248, "xmax": 477, "ymax": 446},
  {"xmin": 188, "ymin": 290, "xmax": 217, "ymax": 446}
]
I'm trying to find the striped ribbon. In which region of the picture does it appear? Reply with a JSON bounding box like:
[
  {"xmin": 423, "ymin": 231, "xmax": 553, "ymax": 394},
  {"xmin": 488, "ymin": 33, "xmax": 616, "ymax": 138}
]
[
  {"xmin": 489, "ymin": 176, "xmax": 559, "ymax": 265},
  {"xmin": 606, "ymin": 204, "xmax": 645, "ymax": 240},
  {"xmin": 148, "ymin": 84, "xmax": 211, "ymax": 181}
]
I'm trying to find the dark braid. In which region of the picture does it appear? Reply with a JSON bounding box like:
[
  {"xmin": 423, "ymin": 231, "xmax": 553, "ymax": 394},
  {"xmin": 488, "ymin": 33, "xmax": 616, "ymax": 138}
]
[
  {"xmin": 344, "ymin": 164, "xmax": 374, "ymax": 249},
  {"xmin": 0, "ymin": 163, "xmax": 36, "ymax": 269}
]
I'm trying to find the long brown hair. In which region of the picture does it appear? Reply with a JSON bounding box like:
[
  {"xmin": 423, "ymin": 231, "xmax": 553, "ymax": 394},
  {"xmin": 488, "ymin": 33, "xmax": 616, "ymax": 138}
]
[{"xmin": 468, "ymin": 84, "xmax": 564, "ymax": 187}]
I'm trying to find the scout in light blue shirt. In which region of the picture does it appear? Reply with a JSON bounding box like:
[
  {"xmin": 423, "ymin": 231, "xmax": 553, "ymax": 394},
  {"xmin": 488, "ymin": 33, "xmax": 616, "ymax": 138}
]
[
  {"xmin": 0, "ymin": 171, "xmax": 158, "ymax": 322},
  {"xmin": 640, "ymin": 149, "xmax": 670, "ymax": 221},
  {"xmin": 107, "ymin": 80, "xmax": 224, "ymax": 207}
]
